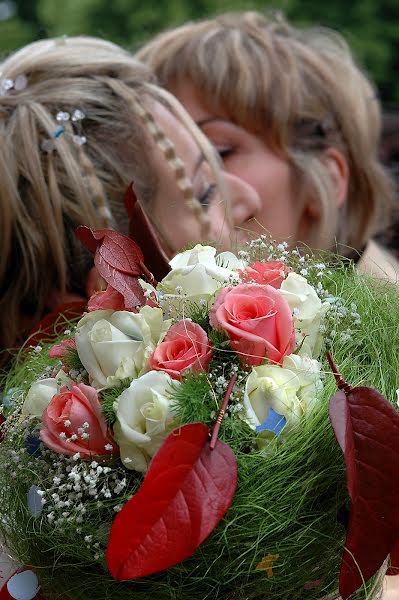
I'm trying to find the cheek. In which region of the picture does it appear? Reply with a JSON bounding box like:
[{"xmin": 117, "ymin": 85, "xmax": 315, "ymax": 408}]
[
  {"xmin": 235, "ymin": 159, "xmax": 302, "ymax": 240},
  {"xmin": 160, "ymin": 207, "xmax": 209, "ymax": 256}
]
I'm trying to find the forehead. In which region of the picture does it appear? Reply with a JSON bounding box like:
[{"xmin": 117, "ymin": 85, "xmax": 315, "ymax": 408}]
[
  {"xmin": 172, "ymin": 80, "xmax": 225, "ymax": 123},
  {"xmin": 150, "ymin": 101, "xmax": 201, "ymax": 170}
]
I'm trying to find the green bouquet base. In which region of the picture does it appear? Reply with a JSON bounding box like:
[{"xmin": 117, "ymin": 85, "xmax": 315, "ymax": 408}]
[{"xmin": 1, "ymin": 265, "xmax": 398, "ymax": 600}]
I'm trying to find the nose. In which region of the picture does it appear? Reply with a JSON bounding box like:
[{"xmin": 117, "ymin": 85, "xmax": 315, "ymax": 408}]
[{"xmin": 224, "ymin": 172, "xmax": 261, "ymax": 236}]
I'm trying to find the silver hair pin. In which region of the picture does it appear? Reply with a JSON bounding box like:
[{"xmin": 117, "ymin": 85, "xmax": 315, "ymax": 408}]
[
  {"xmin": 41, "ymin": 108, "xmax": 87, "ymax": 153},
  {"xmin": 0, "ymin": 73, "xmax": 28, "ymax": 96}
]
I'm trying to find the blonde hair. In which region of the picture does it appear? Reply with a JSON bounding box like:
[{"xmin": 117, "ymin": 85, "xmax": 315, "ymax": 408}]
[
  {"xmin": 0, "ymin": 36, "xmax": 224, "ymax": 360},
  {"xmin": 137, "ymin": 11, "xmax": 396, "ymax": 254}
]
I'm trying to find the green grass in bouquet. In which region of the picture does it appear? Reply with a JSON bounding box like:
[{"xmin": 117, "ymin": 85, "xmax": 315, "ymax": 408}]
[{"xmin": 1, "ymin": 231, "xmax": 399, "ymax": 600}]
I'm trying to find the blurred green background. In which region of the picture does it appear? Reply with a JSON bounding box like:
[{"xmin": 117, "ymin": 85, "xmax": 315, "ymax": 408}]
[{"xmin": 0, "ymin": 0, "xmax": 398, "ymax": 105}]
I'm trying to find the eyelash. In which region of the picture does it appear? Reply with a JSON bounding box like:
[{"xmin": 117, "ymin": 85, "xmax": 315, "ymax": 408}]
[
  {"xmin": 198, "ymin": 183, "xmax": 217, "ymax": 208},
  {"xmin": 217, "ymin": 147, "xmax": 234, "ymax": 160}
]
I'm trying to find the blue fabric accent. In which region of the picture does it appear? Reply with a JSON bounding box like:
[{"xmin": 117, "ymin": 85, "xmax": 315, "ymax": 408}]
[
  {"xmin": 25, "ymin": 433, "xmax": 41, "ymax": 455},
  {"xmin": 255, "ymin": 408, "xmax": 286, "ymax": 437}
]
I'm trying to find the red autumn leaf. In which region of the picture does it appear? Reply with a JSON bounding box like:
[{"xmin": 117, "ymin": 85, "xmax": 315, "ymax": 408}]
[
  {"xmin": 96, "ymin": 230, "xmax": 144, "ymax": 276},
  {"xmin": 75, "ymin": 226, "xmax": 146, "ymax": 308},
  {"xmin": 124, "ymin": 182, "xmax": 171, "ymax": 281},
  {"xmin": 327, "ymin": 354, "xmax": 399, "ymax": 599},
  {"xmin": 106, "ymin": 422, "xmax": 238, "ymax": 580},
  {"xmin": 74, "ymin": 225, "xmax": 100, "ymax": 254},
  {"xmin": 94, "ymin": 253, "xmax": 145, "ymax": 309},
  {"xmin": 77, "ymin": 226, "xmax": 144, "ymax": 276}
]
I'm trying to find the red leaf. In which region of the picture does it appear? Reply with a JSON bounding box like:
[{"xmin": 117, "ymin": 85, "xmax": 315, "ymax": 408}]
[
  {"xmin": 76, "ymin": 225, "xmax": 147, "ymax": 308},
  {"xmin": 96, "ymin": 230, "xmax": 144, "ymax": 276},
  {"xmin": 106, "ymin": 423, "xmax": 238, "ymax": 580},
  {"xmin": 328, "ymin": 355, "xmax": 399, "ymax": 599},
  {"xmin": 124, "ymin": 182, "xmax": 171, "ymax": 281},
  {"xmin": 75, "ymin": 225, "xmax": 101, "ymax": 254},
  {"xmin": 94, "ymin": 254, "xmax": 145, "ymax": 309}
]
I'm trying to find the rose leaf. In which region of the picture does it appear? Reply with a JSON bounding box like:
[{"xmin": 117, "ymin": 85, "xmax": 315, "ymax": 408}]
[
  {"xmin": 328, "ymin": 358, "xmax": 399, "ymax": 599},
  {"xmin": 94, "ymin": 254, "xmax": 145, "ymax": 308},
  {"xmin": 74, "ymin": 225, "xmax": 101, "ymax": 254},
  {"xmin": 106, "ymin": 422, "xmax": 238, "ymax": 580},
  {"xmin": 96, "ymin": 230, "xmax": 144, "ymax": 275},
  {"xmin": 124, "ymin": 182, "xmax": 171, "ymax": 281}
]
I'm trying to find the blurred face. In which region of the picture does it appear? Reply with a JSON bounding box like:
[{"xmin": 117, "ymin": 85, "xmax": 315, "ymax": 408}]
[
  {"xmin": 172, "ymin": 82, "xmax": 311, "ymax": 246},
  {"xmin": 149, "ymin": 102, "xmax": 265, "ymax": 256}
]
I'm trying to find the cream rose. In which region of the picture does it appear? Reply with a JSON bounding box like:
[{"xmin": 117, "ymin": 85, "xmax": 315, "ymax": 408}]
[
  {"xmin": 158, "ymin": 245, "xmax": 243, "ymax": 314},
  {"xmin": 243, "ymin": 354, "xmax": 323, "ymax": 442},
  {"xmin": 22, "ymin": 370, "xmax": 71, "ymax": 418},
  {"xmin": 113, "ymin": 370, "xmax": 179, "ymax": 473},
  {"xmin": 280, "ymin": 273, "xmax": 329, "ymax": 357},
  {"xmin": 75, "ymin": 307, "xmax": 171, "ymax": 389}
]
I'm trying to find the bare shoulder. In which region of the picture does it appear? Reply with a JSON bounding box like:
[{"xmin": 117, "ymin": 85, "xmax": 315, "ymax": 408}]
[{"xmin": 357, "ymin": 240, "xmax": 399, "ymax": 284}]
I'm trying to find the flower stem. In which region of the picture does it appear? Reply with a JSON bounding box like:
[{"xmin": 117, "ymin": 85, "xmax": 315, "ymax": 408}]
[
  {"xmin": 326, "ymin": 351, "xmax": 352, "ymax": 393},
  {"xmin": 209, "ymin": 374, "xmax": 237, "ymax": 450}
]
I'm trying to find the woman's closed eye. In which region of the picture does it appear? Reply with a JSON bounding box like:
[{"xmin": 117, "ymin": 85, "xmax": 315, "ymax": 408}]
[
  {"xmin": 216, "ymin": 146, "xmax": 234, "ymax": 160},
  {"xmin": 198, "ymin": 183, "xmax": 217, "ymax": 208}
]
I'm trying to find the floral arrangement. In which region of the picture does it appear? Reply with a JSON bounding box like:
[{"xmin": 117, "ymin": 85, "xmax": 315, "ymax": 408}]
[{"xmin": 1, "ymin": 228, "xmax": 399, "ymax": 600}]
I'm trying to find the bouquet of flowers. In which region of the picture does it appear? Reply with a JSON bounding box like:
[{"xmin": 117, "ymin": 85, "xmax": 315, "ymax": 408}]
[{"xmin": 1, "ymin": 228, "xmax": 399, "ymax": 600}]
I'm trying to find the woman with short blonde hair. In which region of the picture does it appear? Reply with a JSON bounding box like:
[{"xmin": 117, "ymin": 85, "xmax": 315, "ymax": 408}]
[{"xmin": 137, "ymin": 11, "xmax": 397, "ymax": 265}]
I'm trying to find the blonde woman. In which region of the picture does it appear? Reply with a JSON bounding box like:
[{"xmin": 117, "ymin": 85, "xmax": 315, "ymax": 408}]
[
  {"xmin": 137, "ymin": 11, "xmax": 399, "ymax": 281},
  {"xmin": 0, "ymin": 35, "xmax": 259, "ymax": 363}
]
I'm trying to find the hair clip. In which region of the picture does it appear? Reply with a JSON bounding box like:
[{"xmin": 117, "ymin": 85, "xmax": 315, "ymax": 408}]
[
  {"xmin": 72, "ymin": 109, "xmax": 85, "ymax": 122},
  {"xmin": 0, "ymin": 73, "xmax": 28, "ymax": 96},
  {"xmin": 56, "ymin": 111, "xmax": 70, "ymax": 122},
  {"xmin": 41, "ymin": 109, "xmax": 87, "ymax": 153},
  {"xmin": 53, "ymin": 126, "xmax": 65, "ymax": 138}
]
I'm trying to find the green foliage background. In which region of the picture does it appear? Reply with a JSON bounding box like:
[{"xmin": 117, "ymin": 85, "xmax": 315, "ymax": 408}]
[{"xmin": 0, "ymin": 0, "xmax": 398, "ymax": 105}]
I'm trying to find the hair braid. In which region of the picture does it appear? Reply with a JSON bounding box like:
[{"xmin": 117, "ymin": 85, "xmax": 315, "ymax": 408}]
[{"xmin": 105, "ymin": 78, "xmax": 212, "ymax": 241}]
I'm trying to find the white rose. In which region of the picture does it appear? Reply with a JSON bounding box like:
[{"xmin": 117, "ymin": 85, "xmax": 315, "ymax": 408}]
[
  {"xmin": 159, "ymin": 245, "xmax": 242, "ymax": 314},
  {"xmin": 113, "ymin": 370, "xmax": 179, "ymax": 473},
  {"xmin": 22, "ymin": 370, "xmax": 71, "ymax": 417},
  {"xmin": 75, "ymin": 307, "xmax": 171, "ymax": 389},
  {"xmin": 243, "ymin": 354, "xmax": 323, "ymax": 443},
  {"xmin": 280, "ymin": 273, "xmax": 329, "ymax": 357}
]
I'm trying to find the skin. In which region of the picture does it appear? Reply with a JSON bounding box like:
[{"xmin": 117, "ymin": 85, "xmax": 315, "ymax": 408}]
[
  {"xmin": 171, "ymin": 82, "xmax": 309, "ymax": 246},
  {"xmin": 150, "ymin": 101, "xmax": 265, "ymax": 254}
]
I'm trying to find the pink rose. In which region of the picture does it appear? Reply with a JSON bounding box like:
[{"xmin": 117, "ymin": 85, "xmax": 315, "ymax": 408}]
[
  {"xmin": 87, "ymin": 285, "xmax": 128, "ymax": 312},
  {"xmin": 48, "ymin": 337, "xmax": 76, "ymax": 360},
  {"xmin": 238, "ymin": 261, "xmax": 290, "ymax": 288},
  {"xmin": 209, "ymin": 284, "xmax": 295, "ymax": 366},
  {"xmin": 40, "ymin": 383, "xmax": 118, "ymax": 458},
  {"xmin": 148, "ymin": 319, "xmax": 213, "ymax": 380}
]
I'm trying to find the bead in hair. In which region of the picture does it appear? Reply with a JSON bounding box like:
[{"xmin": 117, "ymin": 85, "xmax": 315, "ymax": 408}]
[
  {"xmin": 0, "ymin": 73, "xmax": 28, "ymax": 96},
  {"xmin": 41, "ymin": 109, "xmax": 87, "ymax": 153},
  {"xmin": 128, "ymin": 92, "xmax": 212, "ymax": 241},
  {"xmin": 131, "ymin": 95, "xmax": 195, "ymax": 201}
]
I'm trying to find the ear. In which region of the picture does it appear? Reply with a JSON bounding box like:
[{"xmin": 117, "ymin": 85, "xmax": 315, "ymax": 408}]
[{"xmin": 321, "ymin": 147, "xmax": 349, "ymax": 209}]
